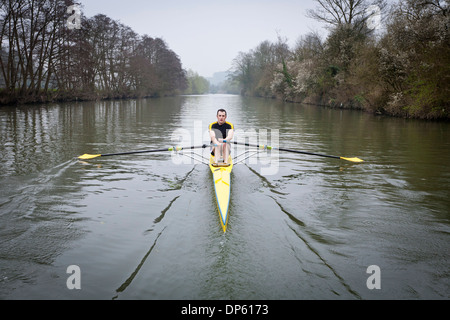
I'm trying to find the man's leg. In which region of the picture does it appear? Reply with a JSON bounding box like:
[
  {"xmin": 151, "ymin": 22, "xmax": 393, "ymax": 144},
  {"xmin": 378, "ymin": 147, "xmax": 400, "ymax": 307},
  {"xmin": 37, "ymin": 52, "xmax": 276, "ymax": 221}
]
[
  {"xmin": 214, "ymin": 145, "xmax": 221, "ymax": 164},
  {"xmin": 223, "ymin": 143, "xmax": 229, "ymax": 164}
]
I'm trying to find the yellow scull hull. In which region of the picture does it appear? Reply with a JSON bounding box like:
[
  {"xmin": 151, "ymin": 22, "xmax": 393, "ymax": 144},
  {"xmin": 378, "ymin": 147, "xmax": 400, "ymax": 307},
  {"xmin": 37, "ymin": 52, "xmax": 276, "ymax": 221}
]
[{"xmin": 209, "ymin": 155, "xmax": 233, "ymax": 232}]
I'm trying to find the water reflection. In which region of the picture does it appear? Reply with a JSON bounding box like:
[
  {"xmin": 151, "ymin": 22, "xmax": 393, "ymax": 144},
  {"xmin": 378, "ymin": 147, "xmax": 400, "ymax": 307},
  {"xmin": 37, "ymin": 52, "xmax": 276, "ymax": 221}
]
[{"xmin": 0, "ymin": 96, "xmax": 449, "ymax": 299}]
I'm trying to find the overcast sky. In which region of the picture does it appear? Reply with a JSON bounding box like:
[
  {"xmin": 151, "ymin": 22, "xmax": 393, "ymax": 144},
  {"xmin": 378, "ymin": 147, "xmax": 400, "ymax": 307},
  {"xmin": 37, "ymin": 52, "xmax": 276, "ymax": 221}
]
[{"xmin": 79, "ymin": 0, "xmax": 327, "ymax": 78}]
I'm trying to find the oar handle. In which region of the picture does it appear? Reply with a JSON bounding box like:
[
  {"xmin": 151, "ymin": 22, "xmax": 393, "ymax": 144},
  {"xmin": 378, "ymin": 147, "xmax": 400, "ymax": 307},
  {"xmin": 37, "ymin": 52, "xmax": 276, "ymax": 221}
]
[{"xmin": 213, "ymin": 140, "xmax": 231, "ymax": 147}]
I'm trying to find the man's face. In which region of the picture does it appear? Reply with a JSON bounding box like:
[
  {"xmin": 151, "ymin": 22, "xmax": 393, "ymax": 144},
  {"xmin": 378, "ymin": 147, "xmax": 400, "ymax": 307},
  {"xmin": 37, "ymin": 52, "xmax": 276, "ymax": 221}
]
[{"xmin": 217, "ymin": 111, "xmax": 226, "ymax": 125}]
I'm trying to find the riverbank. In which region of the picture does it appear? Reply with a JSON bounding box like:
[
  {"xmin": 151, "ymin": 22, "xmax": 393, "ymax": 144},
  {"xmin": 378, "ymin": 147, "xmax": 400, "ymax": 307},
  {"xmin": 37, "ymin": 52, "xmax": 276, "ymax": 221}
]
[
  {"xmin": 0, "ymin": 4, "xmax": 187, "ymax": 110},
  {"xmin": 236, "ymin": 90, "xmax": 450, "ymax": 122},
  {"xmin": 0, "ymin": 89, "xmax": 180, "ymax": 107},
  {"xmin": 229, "ymin": 2, "xmax": 449, "ymax": 121},
  {"xmin": 2, "ymin": 90, "xmax": 449, "ymax": 123}
]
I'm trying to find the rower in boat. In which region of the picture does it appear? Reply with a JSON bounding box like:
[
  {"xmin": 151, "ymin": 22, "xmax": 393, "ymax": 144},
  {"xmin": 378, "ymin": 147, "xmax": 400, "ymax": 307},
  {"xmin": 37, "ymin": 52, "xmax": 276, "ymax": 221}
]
[
  {"xmin": 209, "ymin": 109, "xmax": 234, "ymax": 166},
  {"xmin": 78, "ymin": 112, "xmax": 362, "ymax": 233}
]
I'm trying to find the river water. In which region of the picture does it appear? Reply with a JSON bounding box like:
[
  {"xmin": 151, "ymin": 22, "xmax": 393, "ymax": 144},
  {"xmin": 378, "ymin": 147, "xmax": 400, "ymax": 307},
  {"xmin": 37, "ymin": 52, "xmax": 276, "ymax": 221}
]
[{"xmin": 0, "ymin": 94, "xmax": 449, "ymax": 300}]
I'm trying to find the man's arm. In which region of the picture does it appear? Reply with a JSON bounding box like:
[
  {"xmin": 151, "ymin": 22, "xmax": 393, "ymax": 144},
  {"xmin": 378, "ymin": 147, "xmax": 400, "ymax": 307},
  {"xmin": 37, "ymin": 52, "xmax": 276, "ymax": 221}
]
[
  {"xmin": 210, "ymin": 129, "xmax": 220, "ymax": 145},
  {"xmin": 225, "ymin": 129, "xmax": 234, "ymax": 141}
]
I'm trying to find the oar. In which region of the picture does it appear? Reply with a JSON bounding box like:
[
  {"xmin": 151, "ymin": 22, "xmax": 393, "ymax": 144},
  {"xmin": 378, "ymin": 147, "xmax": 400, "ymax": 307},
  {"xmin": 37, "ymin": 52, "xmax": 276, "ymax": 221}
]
[
  {"xmin": 229, "ymin": 141, "xmax": 363, "ymax": 163},
  {"xmin": 78, "ymin": 144, "xmax": 209, "ymax": 160}
]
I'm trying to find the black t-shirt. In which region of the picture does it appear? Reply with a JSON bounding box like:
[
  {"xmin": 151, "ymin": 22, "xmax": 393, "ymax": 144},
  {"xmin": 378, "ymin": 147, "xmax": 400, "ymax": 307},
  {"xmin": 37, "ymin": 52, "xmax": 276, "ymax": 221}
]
[{"xmin": 209, "ymin": 121, "xmax": 234, "ymax": 140}]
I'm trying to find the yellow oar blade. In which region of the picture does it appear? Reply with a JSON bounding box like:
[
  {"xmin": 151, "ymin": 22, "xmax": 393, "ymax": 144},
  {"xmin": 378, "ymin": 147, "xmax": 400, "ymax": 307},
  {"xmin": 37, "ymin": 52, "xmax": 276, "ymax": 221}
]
[
  {"xmin": 78, "ymin": 154, "xmax": 101, "ymax": 160},
  {"xmin": 340, "ymin": 157, "xmax": 364, "ymax": 163}
]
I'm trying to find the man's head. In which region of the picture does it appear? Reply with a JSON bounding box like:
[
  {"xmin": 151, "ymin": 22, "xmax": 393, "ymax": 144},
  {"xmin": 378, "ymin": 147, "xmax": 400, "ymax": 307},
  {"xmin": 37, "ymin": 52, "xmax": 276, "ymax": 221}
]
[{"xmin": 216, "ymin": 109, "xmax": 227, "ymax": 125}]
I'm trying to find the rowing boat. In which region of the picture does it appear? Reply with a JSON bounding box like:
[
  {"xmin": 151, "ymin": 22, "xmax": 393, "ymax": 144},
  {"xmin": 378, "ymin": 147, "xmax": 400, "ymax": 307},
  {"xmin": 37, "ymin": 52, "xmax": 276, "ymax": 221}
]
[
  {"xmin": 209, "ymin": 154, "xmax": 233, "ymax": 233},
  {"xmin": 78, "ymin": 142, "xmax": 362, "ymax": 233}
]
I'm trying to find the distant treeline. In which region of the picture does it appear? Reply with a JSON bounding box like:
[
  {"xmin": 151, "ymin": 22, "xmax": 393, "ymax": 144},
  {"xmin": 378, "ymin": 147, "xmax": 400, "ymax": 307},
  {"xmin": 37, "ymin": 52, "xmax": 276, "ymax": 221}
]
[
  {"xmin": 0, "ymin": 0, "xmax": 187, "ymax": 105},
  {"xmin": 184, "ymin": 70, "xmax": 210, "ymax": 95},
  {"xmin": 184, "ymin": 70, "xmax": 240, "ymax": 95},
  {"xmin": 230, "ymin": 0, "xmax": 449, "ymax": 120}
]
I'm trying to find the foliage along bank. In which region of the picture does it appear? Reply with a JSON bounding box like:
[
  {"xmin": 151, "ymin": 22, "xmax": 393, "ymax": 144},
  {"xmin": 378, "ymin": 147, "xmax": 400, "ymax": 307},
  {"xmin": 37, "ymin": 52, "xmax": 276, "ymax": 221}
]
[
  {"xmin": 0, "ymin": 1, "xmax": 187, "ymax": 106},
  {"xmin": 230, "ymin": 1, "xmax": 449, "ymax": 120}
]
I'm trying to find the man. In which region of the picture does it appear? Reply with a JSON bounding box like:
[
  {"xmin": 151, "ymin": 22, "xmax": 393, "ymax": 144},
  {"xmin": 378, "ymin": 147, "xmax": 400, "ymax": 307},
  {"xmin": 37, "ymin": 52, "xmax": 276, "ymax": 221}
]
[{"xmin": 209, "ymin": 109, "xmax": 234, "ymax": 165}]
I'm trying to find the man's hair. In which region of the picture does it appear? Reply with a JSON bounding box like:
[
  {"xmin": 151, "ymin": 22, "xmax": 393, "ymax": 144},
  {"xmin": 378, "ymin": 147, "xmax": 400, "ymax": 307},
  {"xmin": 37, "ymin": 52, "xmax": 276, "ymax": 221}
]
[{"xmin": 217, "ymin": 109, "xmax": 227, "ymax": 116}]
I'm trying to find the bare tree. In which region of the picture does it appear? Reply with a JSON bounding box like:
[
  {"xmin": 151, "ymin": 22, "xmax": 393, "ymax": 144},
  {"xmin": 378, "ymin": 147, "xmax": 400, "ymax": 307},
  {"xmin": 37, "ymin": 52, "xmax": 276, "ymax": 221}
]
[
  {"xmin": 0, "ymin": 1, "xmax": 187, "ymax": 104},
  {"xmin": 0, "ymin": 0, "xmax": 74, "ymax": 102},
  {"xmin": 306, "ymin": 0, "xmax": 387, "ymax": 32}
]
